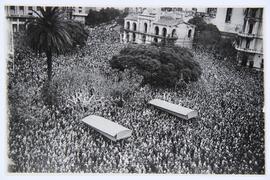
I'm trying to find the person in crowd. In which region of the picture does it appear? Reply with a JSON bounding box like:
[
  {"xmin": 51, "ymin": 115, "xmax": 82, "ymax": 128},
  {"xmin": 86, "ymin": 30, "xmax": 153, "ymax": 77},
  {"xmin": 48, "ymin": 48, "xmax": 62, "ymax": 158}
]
[{"xmin": 8, "ymin": 21, "xmax": 264, "ymax": 174}]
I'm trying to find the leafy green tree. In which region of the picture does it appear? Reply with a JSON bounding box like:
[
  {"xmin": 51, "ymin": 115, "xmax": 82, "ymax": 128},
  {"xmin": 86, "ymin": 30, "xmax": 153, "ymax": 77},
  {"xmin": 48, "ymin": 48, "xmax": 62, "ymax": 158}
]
[
  {"xmin": 67, "ymin": 20, "xmax": 89, "ymax": 48},
  {"xmin": 188, "ymin": 16, "xmax": 207, "ymax": 31},
  {"xmin": 188, "ymin": 16, "xmax": 221, "ymax": 48},
  {"xmin": 197, "ymin": 24, "xmax": 221, "ymax": 48},
  {"xmin": 215, "ymin": 37, "xmax": 237, "ymax": 60},
  {"xmin": 25, "ymin": 7, "xmax": 88, "ymax": 81},
  {"xmin": 117, "ymin": 10, "xmax": 129, "ymax": 32},
  {"xmin": 86, "ymin": 8, "xmax": 121, "ymax": 26},
  {"xmin": 110, "ymin": 45, "xmax": 202, "ymax": 88}
]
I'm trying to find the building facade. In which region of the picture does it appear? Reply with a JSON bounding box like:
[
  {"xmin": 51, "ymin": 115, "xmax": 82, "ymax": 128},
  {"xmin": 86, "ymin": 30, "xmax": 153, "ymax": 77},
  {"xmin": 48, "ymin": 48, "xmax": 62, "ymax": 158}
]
[
  {"xmin": 71, "ymin": 7, "xmax": 88, "ymax": 24},
  {"xmin": 235, "ymin": 8, "xmax": 263, "ymax": 69},
  {"xmin": 207, "ymin": 8, "xmax": 244, "ymax": 37},
  {"xmin": 5, "ymin": 6, "xmax": 90, "ymax": 58},
  {"xmin": 5, "ymin": 6, "xmax": 89, "ymax": 33},
  {"xmin": 123, "ymin": 9, "xmax": 195, "ymax": 48},
  {"xmin": 5, "ymin": 6, "xmax": 42, "ymax": 58},
  {"xmin": 205, "ymin": 8, "xmax": 263, "ymax": 69},
  {"xmin": 5, "ymin": 6, "xmax": 41, "ymax": 33}
]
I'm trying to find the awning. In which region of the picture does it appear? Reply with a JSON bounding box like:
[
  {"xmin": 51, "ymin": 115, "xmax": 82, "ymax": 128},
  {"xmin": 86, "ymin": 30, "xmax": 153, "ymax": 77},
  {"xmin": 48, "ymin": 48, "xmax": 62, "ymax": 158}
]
[
  {"xmin": 148, "ymin": 99, "xmax": 198, "ymax": 120},
  {"xmin": 82, "ymin": 115, "xmax": 132, "ymax": 141}
]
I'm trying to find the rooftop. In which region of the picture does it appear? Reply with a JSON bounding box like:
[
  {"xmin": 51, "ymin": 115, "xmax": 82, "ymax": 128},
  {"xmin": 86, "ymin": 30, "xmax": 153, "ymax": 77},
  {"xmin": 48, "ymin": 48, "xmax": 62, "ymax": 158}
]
[
  {"xmin": 154, "ymin": 16, "xmax": 184, "ymax": 26},
  {"xmin": 125, "ymin": 14, "xmax": 139, "ymax": 21}
]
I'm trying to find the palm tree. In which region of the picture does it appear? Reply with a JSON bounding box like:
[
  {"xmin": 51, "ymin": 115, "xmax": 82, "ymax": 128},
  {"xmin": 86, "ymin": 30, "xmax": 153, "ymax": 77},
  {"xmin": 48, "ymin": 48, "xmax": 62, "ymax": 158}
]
[{"xmin": 25, "ymin": 7, "xmax": 76, "ymax": 81}]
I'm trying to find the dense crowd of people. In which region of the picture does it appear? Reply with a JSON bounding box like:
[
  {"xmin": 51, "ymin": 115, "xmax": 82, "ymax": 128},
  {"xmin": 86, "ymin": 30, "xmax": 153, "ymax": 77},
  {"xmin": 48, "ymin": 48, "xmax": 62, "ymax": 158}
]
[{"xmin": 8, "ymin": 22, "xmax": 264, "ymax": 174}]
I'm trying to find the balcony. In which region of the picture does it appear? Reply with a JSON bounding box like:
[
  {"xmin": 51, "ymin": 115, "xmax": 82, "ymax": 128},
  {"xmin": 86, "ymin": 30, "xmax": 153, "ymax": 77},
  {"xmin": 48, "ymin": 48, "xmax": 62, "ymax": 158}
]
[
  {"xmin": 72, "ymin": 13, "xmax": 88, "ymax": 17},
  {"xmin": 238, "ymin": 32, "xmax": 263, "ymax": 39},
  {"xmin": 235, "ymin": 45, "xmax": 263, "ymax": 55},
  {"xmin": 124, "ymin": 28, "xmax": 178, "ymax": 40},
  {"xmin": 244, "ymin": 16, "xmax": 262, "ymax": 22},
  {"xmin": 6, "ymin": 12, "xmax": 36, "ymax": 19}
]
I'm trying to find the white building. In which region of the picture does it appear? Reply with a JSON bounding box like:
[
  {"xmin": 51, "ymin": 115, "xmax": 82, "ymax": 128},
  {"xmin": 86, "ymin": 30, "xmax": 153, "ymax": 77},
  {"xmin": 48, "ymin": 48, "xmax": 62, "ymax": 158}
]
[
  {"xmin": 207, "ymin": 8, "xmax": 263, "ymax": 68},
  {"xmin": 123, "ymin": 8, "xmax": 195, "ymax": 48},
  {"xmin": 235, "ymin": 8, "xmax": 263, "ymax": 69},
  {"xmin": 207, "ymin": 8, "xmax": 244, "ymax": 37},
  {"xmin": 5, "ymin": 6, "xmax": 41, "ymax": 33},
  {"xmin": 5, "ymin": 6, "xmax": 89, "ymax": 33},
  {"xmin": 72, "ymin": 7, "xmax": 88, "ymax": 24},
  {"xmin": 5, "ymin": 6, "xmax": 43, "ymax": 58},
  {"xmin": 5, "ymin": 6, "xmax": 90, "ymax": 60}
]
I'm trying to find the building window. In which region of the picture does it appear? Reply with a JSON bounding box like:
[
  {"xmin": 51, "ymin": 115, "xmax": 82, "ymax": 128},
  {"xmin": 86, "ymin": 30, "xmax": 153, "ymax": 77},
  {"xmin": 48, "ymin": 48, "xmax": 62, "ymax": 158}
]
[
  {"xmin": 172, "ymin": 29, "xmax": 176, "ymax": 37},
  {"xmin": 242, "ymin": 20, "xmax": 247, "ymax": 32},
  {"xmin": 250, "ymin": 8, "xmax": 257, "ymax": 18},
  {"xmin": 19, "ymin": 24, "xmax": 26, "ymax": 31},
  {"xmin": 132, "ymin": 33, "xmax": 136, "ymax": 42},
  {"xmin": 10, "ymin": 6, "xmax": 15, "ymax": 14},
  {"xmin": 162, "ymin": 7, "xmax": 173, "ymax": 12},
  {"xmin": 126, "ymin": 33, "xmax": 129, "ymax": 42},
  {"xmin": 162, "ymin": 28, "xmax": 167, "ymax": 37},
  {"xmin": 133, "ymin": 23, "xmax": 137, "ymax": 31},
  {"xmin": 28, "ymin": 6, "xmax": 33, "ymax": 15},
  {"xmin": 225, "ymin": 8, "xmax": 233, "ymax": 23},
  {"xmin": 144, "ymin": 23, "xmax": 147, "ymax": 33},
  {"xmin": 78, "ymin": 7, "xmax": 82, "ymax": 13},
  {"xmin": 249, "ymin": 61, "xmax": 254, "ymax": 68},
  {"xmin": 241, "ymin": 54, "xmax": 248, "ymax": 66},
  {"xmin": 19, "ymin": 6, "xmax": 24, "ymax": 14},
  {"xmin": 192, "ymin": 8, "xmax": 197, "ymax": 12},
  {"xmin": 142, "ymin": 35, "xmax": 146, "ymax": 43},
  {"xmin": 207, "ymin": 8, "xmax": 217, "ymax": 17},
  {"xmin": 177, "ymin": 8, "xmax": 183, "ymax": 11},
  {"xmin": 154, "ymin": 37, "xmax": 158, "ymax": 43},
  {"xmin": 126, "ymin": 22, "xmax": 130, "ymax": 30},
  {"xmin": 246, "ymin": 39, "xmax": 251, "ymax": 48},
  {"xmin": 12, "ymin": 24, "xmax": 18, "ymax": 33},
  {"xmin": 37, "ymin": 6, "xmax": 41, "ymax": 11},
  {"xmin": 248, "ymin": 23, "xmax": 254, "ymax": 34},
  {"xmin": 259, "ymin": 9, "xmax": 263, "ymax": 18},
  {"xmin": 155, "ymin": 26, "xmax": 159, "ymax": 35},
  {"xmin": 188, "ymin": 29, "xmax": 192, "ymax": 38}
]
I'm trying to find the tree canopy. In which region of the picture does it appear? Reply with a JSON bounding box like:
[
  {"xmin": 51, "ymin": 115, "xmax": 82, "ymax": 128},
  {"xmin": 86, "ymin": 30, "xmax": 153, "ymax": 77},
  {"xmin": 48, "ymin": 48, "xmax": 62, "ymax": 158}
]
[
  {"xmin": 215, "ymin": 37, "xmax": 238, "ymax": 60},
  {"xmin": 197, "ymin": 24, "xmax": 221, "ymax": 47},
  {"xmin": 86, "ymin": 8, "xmax": 121, "ymax": 26},
  {"xmin": 25, "ymin": 7, "xmax": 88, "ymax": 81},
  {"xmin": 110, "ymin": 45, "xmax": 202, "ymax": 88},
  {"xmin": 188, "ymin": 16, "xmax": 237, "ymax": 60},
  {"xmin": 188, "ymin": 16, "xmax": 207, "ymax": 32},
  {"xmin": 188, "ymin": 16, "xmax": 221, "ymax": 48}
]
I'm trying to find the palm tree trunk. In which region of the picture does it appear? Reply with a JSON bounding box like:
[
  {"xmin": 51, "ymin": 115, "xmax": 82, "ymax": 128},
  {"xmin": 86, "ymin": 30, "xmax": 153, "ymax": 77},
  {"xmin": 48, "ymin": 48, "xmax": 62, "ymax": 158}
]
[{"xmin": 46, "ymin": 50, "xmax": 52, "ymax": 82}]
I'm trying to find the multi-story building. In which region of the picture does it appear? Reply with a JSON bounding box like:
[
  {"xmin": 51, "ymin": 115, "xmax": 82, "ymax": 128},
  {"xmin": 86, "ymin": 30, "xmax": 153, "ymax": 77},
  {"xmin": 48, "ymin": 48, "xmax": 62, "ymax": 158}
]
[
  {"xmin": 5, "ymin": 6, "xmax": 41, "ymax": 33},
  {"xmin": 123, "ymin": 8, "xmax": 195, "ymax": 48},
  {"xmin": 5, "ymin": 6, "xmax": 90, "ymax": 57},
  {"xmin": 71, "ymin": 6, "xmax": 89, "ymax": 24},
  {"xmin": 235, "ymin": 8, "xmax": 263, "ymax": 68},
  {"xmin": 207, "ymin": 8, "xmax": 244, "ymax": 38},
  {"xmin": 5, "ymin": 6, "xmax": 42, "ymax": 58},
  {"xmin": 5, "ymin": 6, "xmax": 89, "ymax": 33},
  {"xmin": 204, "ymin": 8, "xmax": 263, "ymax": 69}
]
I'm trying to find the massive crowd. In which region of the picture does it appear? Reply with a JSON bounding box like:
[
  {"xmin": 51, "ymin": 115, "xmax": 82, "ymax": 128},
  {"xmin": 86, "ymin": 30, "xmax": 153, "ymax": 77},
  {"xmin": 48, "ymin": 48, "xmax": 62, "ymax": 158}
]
[{"xmin": 8, "ymin": 22, "xmax": 264, "ymax": 173}]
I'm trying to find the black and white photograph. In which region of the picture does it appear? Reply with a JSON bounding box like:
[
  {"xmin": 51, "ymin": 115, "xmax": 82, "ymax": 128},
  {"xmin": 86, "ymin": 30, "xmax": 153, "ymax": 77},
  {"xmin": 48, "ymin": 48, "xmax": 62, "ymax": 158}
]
[{"xmin": 2, "ymin": 0, "xmax": 269, "ymax": 177}]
